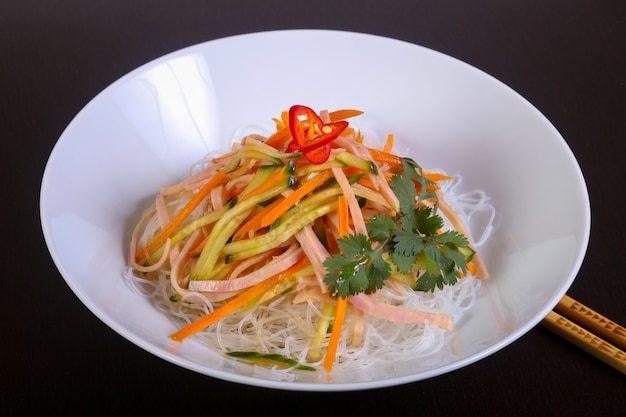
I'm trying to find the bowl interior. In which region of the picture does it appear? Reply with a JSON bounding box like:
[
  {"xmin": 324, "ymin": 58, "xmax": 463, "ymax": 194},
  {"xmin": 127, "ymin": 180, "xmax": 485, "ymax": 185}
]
[{"xmin": 40, "ymin": 30, "xmax": 590, "ymax": 390}]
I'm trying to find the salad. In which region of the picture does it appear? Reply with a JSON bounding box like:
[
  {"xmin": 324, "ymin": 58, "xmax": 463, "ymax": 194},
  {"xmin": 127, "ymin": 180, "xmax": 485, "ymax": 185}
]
[{"xmin": 126, "ymin": 105, "xmax": 490, "ymax": 373}]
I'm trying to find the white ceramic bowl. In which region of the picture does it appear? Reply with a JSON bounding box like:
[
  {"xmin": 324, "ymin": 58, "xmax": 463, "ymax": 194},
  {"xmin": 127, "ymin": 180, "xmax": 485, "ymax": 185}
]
[{"xmin": 40, "ymin": 30, "xmax": 590, "ymax": 391}]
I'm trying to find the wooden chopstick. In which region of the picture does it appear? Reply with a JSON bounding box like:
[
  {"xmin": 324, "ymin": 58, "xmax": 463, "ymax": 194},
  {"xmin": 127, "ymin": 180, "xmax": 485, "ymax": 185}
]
[
  {"xmin": 542, "ymin": 295, "xmax": 626, "ymax": 375},
  {"xmin": 554, "ymin": 295, "xmax": 626, "ymax": 351}
]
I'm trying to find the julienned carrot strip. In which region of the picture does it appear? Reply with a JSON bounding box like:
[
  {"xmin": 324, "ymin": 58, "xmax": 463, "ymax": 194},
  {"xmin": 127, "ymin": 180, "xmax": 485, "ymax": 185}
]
[
  {"xmin": 323, "ymin": 297, "xmax": 347, "ymax": 372},
  {"xmin": 260, "ymin": 169, "xmax": 333, "ymax": 228},
  {"xmin": 211, "ymin": 151, "xmax": 235, "ymax": 163},
  {"xmin": 341, "ymin": 166, "xmax": 363, "ymax": 177},
  {"xmin": 339, "ymin": 127, "xmax": 355, "ymax": 138},
  {"xmin": 322, "ymin": 216, "xmax": 339, "ymax": 253},
  {"xmin": 226, "ymin": 184, "xmax": 247, "ymax": 201},
  {"xmin": 323, "ymin": 195, "xmax": 350, "ymax": 372},
  {"xmin": 424, "ymin": 172, "xmax": 454, "ymax": 182},
  {"xmin": 225, "ymin": 158, "xmax": 257, "ymax": 181},
  {"xmin": 240, "ymin": 165, "xmax": 286, "ymax": 201},
  {"xmin": 369, "ymin": 148, "xmax": 454, "ymax": 183},
  {"xmin": 263, "ymin": 126, "xmax": 291, "ymax": 148},
  {"xmin": 368, "ymin": 148, "xmax": 402, "ymax": 166},
  {"xmin": 383, "ymin": 133, "xmax": 394, "ymax": 153},
  {"xmin": 271, "ymin": 110, "xmax": 289, "ymax": 130},
  {"xmin": 170, "ymin": 256, "xmax": 310, "ymax": 342},
  {"xmin": 368, "ymin": 151, "xmax": 454, "ymax": 183},
  {"xmin": 467, "ymin": 261, "xmax": 477, "ymax": 276},
  {"xmin": 189, "ymin": 232, "xmax": 211, "ymax": 257},
  {"xmin": 356, "ymin": 176, "xmax": 376, "ymax": 189},
  {"xmin": 328, "ymin": 109, "xmax": 364, "ymax": 122},
  {"xmin": 337, "ymin": 195, "xmax": 350, "ymax": 237},
  {"xmin": 231, "ymin": 197, "xmax": 284, "ymax": 241},
  {"xmin": 135, "ymin": 168, "xmax": 227, "ymax": 263}
]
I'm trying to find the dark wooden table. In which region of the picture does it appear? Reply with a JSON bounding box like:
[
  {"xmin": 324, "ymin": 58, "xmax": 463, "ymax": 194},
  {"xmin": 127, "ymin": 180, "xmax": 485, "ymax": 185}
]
[{"xmin": 2, "ymin": 1, "xmax": 624, "ymax": 415}]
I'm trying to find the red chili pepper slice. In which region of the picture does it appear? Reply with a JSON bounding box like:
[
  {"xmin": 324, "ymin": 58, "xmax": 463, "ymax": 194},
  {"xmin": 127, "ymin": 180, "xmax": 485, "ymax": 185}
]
[
  {"xmin": 288, "ymin": 105, "xmax": 324, "ymax": 148},
  {"xmin": 302, "ymin": 143, "xmax": 332, "ymax": 164},
  {"xmin": 287, "ymin": 105, "xmax": 348, "ymax": 164}
]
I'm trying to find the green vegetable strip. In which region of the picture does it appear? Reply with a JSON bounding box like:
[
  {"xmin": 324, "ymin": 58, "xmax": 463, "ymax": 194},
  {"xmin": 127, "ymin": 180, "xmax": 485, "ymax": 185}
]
[
  {"xmin": 148, "ymin": 205, "xmax": 230, "ymax": 262},
  {"xmin": 308, "ymin": 302, "xmax": 337, "ymax": 362},
  {"xmin": 224, "ymin": 144, "xmax": 300, "ymax": 171},
  {"xmin": 223, "ymin": 200, "xmax": 339, "ymax": 261},
  {"xmin": 239, "ymin": 143, "xmax": 302, "ymax": 160},
  {"xmin": 200, "ymin": 256, "xmax": 233, "ymax": 282},
  {"xmin": 225, "ymin": 351, "xmax": 315, "ymax": 371},
  {"xmin": 352, "ymin": 184, "xmax": 394, "ymax": 210},
  {"xmin": 190, "ymin": 181, "xmax": 292, "ymax": 280},
  {"xmin": 225, "ymin": 150, "xmax": 282, "ymax": 170},
  {"xmin": 292, "ymin": 186, "xmax": 344, "ymax": 209},
  {"xmin": 194, "ymin": 210, "xmax": 253, "ymax": 279},
  {"xmin": 240, "ymin": 273, "xmax": 304, "ymax": 311},
  {"xmin": 238, "ymin": 165, "xmax": 282, "ymax": 199},
  {"xmin": 220, "ymin": 181, "xmax": 386, "ymax": 264},
  {"xmin": 295, "ymin": 159, "xmax": 347, "ymax": 177},
  {"xmin": 335, "ymin": 151, "xmax": 378, "ymax": 174}
]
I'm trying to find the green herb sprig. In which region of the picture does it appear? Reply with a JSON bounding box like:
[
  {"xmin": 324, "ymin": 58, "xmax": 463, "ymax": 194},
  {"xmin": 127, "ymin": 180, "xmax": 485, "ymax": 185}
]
[{"xmin": 323, "ymin": 158, "xmax": 474, "ymax": 298}]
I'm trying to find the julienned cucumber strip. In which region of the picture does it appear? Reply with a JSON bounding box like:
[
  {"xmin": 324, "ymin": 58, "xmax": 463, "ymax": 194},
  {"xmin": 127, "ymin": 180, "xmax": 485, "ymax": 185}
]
[
  {"xmin": 223, "ymin": 199, "xmax": 338, "ymax": 260},
  {"xmin": 190, "ymin": 175, "xmax": 293, "ymax": 280},
  {"xmin": 146, "ymin": 205, "xmax": 230, "ymax": 264},
  {"xmin": 335, "ymin": 151, "xmax": 378, "ymax": 174},
  {"xmin": 225, "ymin": 351, "xmax": 316, "ymax": 371},
  {"xmin": 222, "ymin": 185, "xmax": 347, "ymax": 260},
  {"xmin": 224, "ymin": 144, "xmax": 300, "ymax": 171},
  {"xmin": 239, "ymin": 164, "xmax": 282, "ymax": 199}
]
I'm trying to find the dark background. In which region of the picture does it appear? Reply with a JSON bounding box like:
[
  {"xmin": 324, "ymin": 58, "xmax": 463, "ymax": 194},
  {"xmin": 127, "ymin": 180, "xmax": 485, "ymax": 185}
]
[{"xmin": 2, "ymin": 1, "xmax": 624, "ymax": 415}]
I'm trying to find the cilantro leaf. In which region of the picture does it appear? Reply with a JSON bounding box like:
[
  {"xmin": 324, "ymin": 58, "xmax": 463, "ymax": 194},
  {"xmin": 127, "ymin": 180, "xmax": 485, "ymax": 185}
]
[
  {"xmin": 393, "ymin": 229, "xmax": 425, "ymax": 257},
  {"xmin": 323, "ymin": 234, "xmax": 390, "ymax": 298},
  {"xmin": 436, "ymin": 230, "xmax": 470, "ymax": 247},
  {"xmin": 323, "ymin": 156, "xmax": 476, "ymax": 296},
  {"xmin": 366, "ymin": 213, "xmax": 395, "ymax": 242},
  {"xmin": 390, "ymin": 250, "xmax": 416, "ymax": 274},
  {"xmin": 401, "ymin": 158, "xmax": 439, "ymax": 204},
  {"xmin": 415, "ymin": 270, "xmax": 441, "ymax": 292},
  {"xmin": 422, "ymin": 244, "xmax": 443, "ymax": 278},
  {"xmin": 367, "ymin": 254, "xmax": 392, "ymax": 291},
  {"xmin": 389, "ymin": 171, "xmax": 417, "ymax": 215},
  {"xmin": 414, "ymin": 206, "xmax": 443, "ymax": 235},
  {"xmin": 323, "ymin": 257, "xmax": 366, "ymax": 298},
  {"xmin": 337, "ymin": 234, "xmax": 371, "ymax": 258},
  {"xmin": 416, "ymin": 250, "xmax": 449, "ymax": 291}
]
